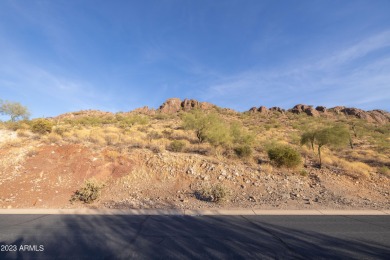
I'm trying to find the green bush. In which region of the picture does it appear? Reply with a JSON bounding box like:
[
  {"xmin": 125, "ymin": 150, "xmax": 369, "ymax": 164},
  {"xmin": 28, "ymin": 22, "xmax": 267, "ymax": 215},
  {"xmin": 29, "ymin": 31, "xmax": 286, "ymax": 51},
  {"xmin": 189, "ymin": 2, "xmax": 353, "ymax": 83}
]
[
  {"xmin": 267, "ymin": 144, "xmax": 302, "ymax": 168},
  {"xmin": 70, "ymin": 180, "xmax": 104, "ymax": 204},
  {"xmin": 167, "ymin": 140, "xmax": 186, "ymax": 152},
  {"xmin": 182, "ymin": 111, "xmax": 254, "ymax": 148},
  {"xmin": 234, "ymin": 145, "xmax": 252, "ymax": 158},
  {"xmin": 31, "ymin": 119, "xmax": 54, "ymax": 134}
]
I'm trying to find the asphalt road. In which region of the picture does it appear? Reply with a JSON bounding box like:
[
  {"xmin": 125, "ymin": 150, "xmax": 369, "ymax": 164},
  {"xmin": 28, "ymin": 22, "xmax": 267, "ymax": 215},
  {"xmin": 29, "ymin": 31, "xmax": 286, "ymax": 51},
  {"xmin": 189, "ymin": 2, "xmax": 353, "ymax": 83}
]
[{"xmin": 0, "ymin": 214, "xmax": 389, "ymax": 259}]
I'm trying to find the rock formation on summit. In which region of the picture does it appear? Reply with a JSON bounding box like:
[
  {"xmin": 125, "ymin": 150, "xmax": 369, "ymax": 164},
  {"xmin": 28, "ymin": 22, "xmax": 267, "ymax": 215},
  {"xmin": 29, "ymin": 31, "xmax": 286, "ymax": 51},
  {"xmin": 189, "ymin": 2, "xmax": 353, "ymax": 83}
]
[
  {"xmin": 159, "ymin": 98, "xmax": 182, "ymax": 113},
  {"xmin": 246, "ymin": 103, "xmax": 390, "ymax": 124},
  {"xmin": 290, "ymin": 104, "xmax": 319, "ymax": 117},
  {"xmin": 158, "ymin": 98, "xmax": 215, "ymax": 114}
]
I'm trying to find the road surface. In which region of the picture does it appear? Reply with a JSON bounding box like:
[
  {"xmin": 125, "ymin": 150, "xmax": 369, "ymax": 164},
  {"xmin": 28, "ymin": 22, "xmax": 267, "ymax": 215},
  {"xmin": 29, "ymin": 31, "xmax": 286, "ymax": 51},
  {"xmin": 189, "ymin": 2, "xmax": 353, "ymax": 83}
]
[{"xmin": 0, "ymin": 213, "xmax": 389, "ymax": 259}]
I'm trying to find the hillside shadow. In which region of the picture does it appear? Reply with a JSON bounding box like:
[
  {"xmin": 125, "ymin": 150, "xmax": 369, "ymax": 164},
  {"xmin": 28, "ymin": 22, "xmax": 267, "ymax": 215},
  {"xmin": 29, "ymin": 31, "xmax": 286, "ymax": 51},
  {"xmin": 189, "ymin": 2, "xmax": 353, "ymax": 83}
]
[{"xmin": 0, "ymin": 214, "xmax": 389, "ymax": 259}]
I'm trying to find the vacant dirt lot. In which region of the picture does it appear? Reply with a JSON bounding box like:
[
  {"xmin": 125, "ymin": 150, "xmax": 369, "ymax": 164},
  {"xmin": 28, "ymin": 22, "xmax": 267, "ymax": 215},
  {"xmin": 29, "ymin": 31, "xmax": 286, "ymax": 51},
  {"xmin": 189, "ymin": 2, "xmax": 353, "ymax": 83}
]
[{"xmin": 0, "ymin": 129, "xmax": 388, "ymax": 210}]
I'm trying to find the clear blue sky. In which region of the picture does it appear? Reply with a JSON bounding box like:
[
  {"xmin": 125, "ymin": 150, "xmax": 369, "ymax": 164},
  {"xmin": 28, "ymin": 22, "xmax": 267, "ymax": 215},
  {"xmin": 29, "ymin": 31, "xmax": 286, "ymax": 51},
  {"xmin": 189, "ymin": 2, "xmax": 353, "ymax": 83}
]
[{"xmin": 1, "ymin": 0, "xmax": 390, "ymax": 118}]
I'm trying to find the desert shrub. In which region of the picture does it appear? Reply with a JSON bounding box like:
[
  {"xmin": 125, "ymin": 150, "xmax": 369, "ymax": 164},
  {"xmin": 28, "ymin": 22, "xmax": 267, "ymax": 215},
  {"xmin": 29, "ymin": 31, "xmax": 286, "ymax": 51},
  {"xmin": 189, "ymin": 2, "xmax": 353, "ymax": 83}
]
[
  {"xmin": 182, "ymin": 111, "xmax": 254, "ymax": 148},
  {"xmin": 299, "ymin": 169, "xmax": 309, "ymax": 177},
  {"xmin": 231, "ymin": 122, "xmax": 254, "ymax": 145},
  {"xmin": 89, "ymin": 130, "xmax": 106, "ymax": 145},
  {"xmin": 147, "ymin": 131, "xmax": 161, "ymax": 142},
  {"xmin": 167, "ymin": 140, "xmax": 186, "ymax": 152},
  {"xmin": 16, "ymin": 129, "xmax": 30, "ymax": 137},
  {"xmin": 4, "ymin": 120, "xmax": 30, "ymax": 131},
  {"xmin": 46, "ymin": 133, "xmax": 62, "ymax": 143},
  {"xmin": 117, "ymin": 115, "xmax": 149, "ymax": 129},
  {"xmin": 104, "ymin": 133, "xmax": 120, "ymax": 145},
  {"xmin": 267, "ymin": 144, "xmax": 302, "ymax": 168},
  {"xmin": 162, "ymin": 129, "xmax": 173, "ymax": 138},
  {"xmin": 53, "ymin": 125, "xmax": 68, "ymax": 136},
  {"xmin": 70, "ymin": 180, "xmax": 104, "ymax": 204},
  {"xmin": 378, "ymin": 166, "xmax": 390, "ymax": 177},
  {"xmin": 146, "ymin": 144, "xmax": 162, "ymax": 154},
  {"xmin": 234, "ymin": 145, "xmax": 252, "ymax": 158},
  {"xmin": 197, "ymin": 183, "xmax": 229, "ymax": 203},
  {"xmin": 31, "ymin": 119, "xmax": 54, "ymax": 134}
]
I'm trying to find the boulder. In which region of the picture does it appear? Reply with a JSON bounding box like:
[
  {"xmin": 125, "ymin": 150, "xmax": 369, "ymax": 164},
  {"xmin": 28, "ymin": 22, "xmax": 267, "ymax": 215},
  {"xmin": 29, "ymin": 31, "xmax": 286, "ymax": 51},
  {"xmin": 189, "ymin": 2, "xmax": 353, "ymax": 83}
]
[
  {"xmin": 329, "ymin": 106, "xmax": 346, "ymax": 115},
  {"xmin": 304, "ymin": 107, "xmax": 319, "ymax": 117},
  {"xmin": 258, "ymin": 106, "xmax": 268, "ymax": 114},
  {"xmin": 290, "ymin": 104, "xmax": 309, "ymax": 114},
  {"xmin": 249, "ymin": 107, "xmax": 258, "ymax": 113},
  {"xmin": 159, "ymin": 98, "xmax": 182, "ymax": 113},
  {"xmin": 181, "ymin": 99, "xmax": 199, "ymax": 111},
  {"xmin": 315, "ymin": 106, "xmax": 327, "ymax": 113},
  {"xmin": 341, "ymin": 107, "xmax": 369, "ymax": 120},
  {"xmin": 290, "ymin": 104, "xmax": 319, "ymax": 117},
  {"xmin": 269, "ymin": 107, "xmax": 285, "ymax": 113},
  {"xmin": 181, "ymin": 99, "xmax": 214, "ymax": 111},
  {"xmin": 369, "ymin": 110, "xmax": 390, "ymax": 124}
]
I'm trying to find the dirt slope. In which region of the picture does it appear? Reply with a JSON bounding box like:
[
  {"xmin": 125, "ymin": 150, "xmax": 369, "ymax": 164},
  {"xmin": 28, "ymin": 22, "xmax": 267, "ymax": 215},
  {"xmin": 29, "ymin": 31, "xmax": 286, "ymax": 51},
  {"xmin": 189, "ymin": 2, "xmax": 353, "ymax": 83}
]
[{"xmin": 0, "ymin": 130, "xmax": 388, "ymax": 210}]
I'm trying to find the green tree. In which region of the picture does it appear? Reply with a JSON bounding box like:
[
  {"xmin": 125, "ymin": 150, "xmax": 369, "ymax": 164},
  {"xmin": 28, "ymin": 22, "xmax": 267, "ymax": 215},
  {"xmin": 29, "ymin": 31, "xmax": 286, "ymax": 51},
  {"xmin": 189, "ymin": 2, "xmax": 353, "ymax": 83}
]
[
  {"xmin": 183, "ymin": 110, "xmax": 255, "ymax": 150},
  {"xmin": 301, "ymin": 125, "xmax": 350, "ymax": 168},
  {"xmin": 300, "ymin": 130, "xmax": 316, "ymax": 151},
  {"xmin": 182, "ymin": 110, "xmax": 223, "ymax": 144},
  {"xmin": 0, "ymin": 99, "xmax": 30, "ymax": 121}
]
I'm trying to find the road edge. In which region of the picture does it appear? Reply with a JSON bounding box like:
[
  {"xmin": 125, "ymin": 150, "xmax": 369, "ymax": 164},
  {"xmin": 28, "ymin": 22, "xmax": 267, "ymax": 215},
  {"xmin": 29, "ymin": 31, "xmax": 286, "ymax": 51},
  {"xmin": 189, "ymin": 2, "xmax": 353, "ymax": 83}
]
[{"xmin": 0, "ymin": 209, "xmax": 389, "ymax": 215}]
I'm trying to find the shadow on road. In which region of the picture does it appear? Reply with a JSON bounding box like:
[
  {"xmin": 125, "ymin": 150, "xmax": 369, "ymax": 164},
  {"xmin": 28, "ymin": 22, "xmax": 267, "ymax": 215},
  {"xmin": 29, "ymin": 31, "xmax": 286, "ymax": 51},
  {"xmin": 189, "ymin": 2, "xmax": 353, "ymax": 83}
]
[{"xmin": 0, "ymin": 214, "xmax": 389, "ymax": 259}]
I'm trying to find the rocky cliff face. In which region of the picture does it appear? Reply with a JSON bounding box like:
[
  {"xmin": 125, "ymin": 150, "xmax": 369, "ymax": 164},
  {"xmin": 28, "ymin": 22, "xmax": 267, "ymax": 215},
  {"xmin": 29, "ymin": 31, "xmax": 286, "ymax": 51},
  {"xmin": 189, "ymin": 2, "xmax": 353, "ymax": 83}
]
[
  {"xmin": 248, "ymin": 104, "xmax": 390, "ymax": 124},
  {"xmin": 158, "ymin": 98, "xmax": 215, "ymax": 113}
]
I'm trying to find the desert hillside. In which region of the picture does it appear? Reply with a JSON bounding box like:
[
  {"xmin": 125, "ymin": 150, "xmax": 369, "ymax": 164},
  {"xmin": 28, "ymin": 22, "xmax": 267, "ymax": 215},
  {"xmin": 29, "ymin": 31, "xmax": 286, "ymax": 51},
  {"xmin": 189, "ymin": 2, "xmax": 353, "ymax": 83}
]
[{"xmin": 0, "ymin": 98, "xmax": 389, "ymax": 210}]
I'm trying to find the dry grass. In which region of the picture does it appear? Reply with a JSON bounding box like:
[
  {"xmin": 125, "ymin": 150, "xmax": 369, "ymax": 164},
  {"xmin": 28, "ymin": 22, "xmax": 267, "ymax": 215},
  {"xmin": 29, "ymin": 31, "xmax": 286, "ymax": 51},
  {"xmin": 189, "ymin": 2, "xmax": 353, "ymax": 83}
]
[
  {"xmin": 261, "ymin": 163, "xmax": 274, "ymax": 174},
  {"xmin": 16, "ymin": 129, "xmax": 30, "ymax": 138},
  {"xmin": 378, "ymin": 166, "xmax": 390, "ymax": 177},
  {"xmin": 45, "ymin": 133, "xmax": 62, "ymax": 144},
  {"xmin": 104, "ymin": 150, "xmax": 121, "ymax": 161},
  {"xmin": 322, "ymin": 151, "xmax": 372, "ymax": 179}
]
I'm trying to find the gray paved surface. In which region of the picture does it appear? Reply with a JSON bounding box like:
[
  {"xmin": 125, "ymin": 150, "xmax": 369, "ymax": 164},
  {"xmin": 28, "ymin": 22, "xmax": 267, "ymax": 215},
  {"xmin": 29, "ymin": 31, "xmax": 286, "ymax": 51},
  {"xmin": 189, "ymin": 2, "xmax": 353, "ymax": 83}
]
[{"xmin": 0, "ymin": 214, "xmax": 389, "ymax": 259}]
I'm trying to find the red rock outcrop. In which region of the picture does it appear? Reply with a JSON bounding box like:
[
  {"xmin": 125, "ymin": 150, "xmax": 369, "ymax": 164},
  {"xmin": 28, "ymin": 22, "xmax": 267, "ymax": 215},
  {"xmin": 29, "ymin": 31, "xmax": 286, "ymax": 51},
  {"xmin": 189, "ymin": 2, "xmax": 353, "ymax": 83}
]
[
  {"xmin": 258, "ymin": 106, "xmax": 268, "ymax": 114},
  {"xmin": 159, "ymin": 98, "xmax": 182, "ymax": 114},
  {"xmin": 269, "ymin": 107, "xmax": 285, "ymax": 113},
  {"xmin": 290, "ymin": 104, "xmax": 319, "ymax": 117},
  {"xmin": 329, "ymin": 106, "xmax": 346, "ymax": 115},
  {"xmin": 181, "ymin": 99, "xmax": 214, "ymax": 111},
  {"xmin": 132, "ymin": 106, "xmax": 156, "ymax": 115},
  {"xmin": 315, "ymin": 106, "xmax": 327, "ymax": 113},
  {"xmin": 158, "ymin": 98, "xmax": 215, "ymax": 114},
  {"xmin": 369, "ymin": 110, "xmax": 390, "ymax": 124}
]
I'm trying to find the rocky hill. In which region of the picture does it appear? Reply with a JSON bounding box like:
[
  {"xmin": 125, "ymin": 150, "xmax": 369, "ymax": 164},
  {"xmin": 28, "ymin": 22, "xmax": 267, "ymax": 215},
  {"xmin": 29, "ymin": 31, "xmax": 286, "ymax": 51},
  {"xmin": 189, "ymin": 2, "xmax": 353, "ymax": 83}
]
[{"xmin": 0, "ymin": 98, "xmax": 389, "ymax": 210}]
